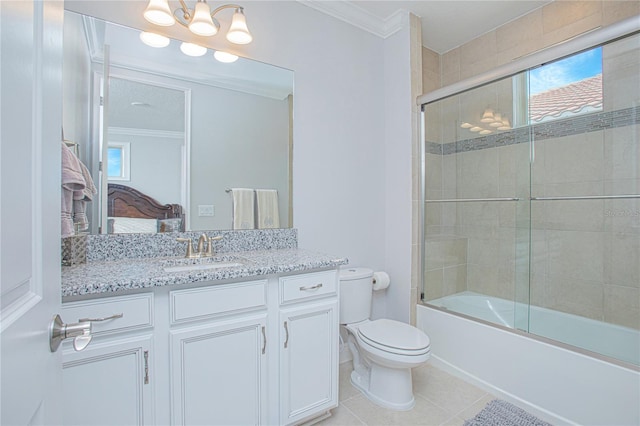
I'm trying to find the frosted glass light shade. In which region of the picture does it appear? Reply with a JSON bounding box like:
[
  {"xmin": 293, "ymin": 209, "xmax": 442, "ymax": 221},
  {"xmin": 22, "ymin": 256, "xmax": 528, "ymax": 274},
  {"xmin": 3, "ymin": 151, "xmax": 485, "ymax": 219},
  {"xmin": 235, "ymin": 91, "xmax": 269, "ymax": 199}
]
[
  {"xmin": 481, "ymin": 108, "xmax": 494, "ymax": 123},
  {"xmin": 460, "ymin": 122, "xmax": 473, "ymax": 128},
  {"xmin": 226, "ymin": 8, "xmax": 252, "ymax": 44},
  {"xmin": 490, "ymin": 112, "xmax": 503, "ymax": 127},
  {"xmin": 144, "ymin": 0, "xmax": 175, "ymax": 26},
  {"xmin": 180, "ymin": 42, "xmax": 207, "ymax": 57},
  {"xmin": 479, "ymin": 129, "xmax": 492, "ymax": 135},
  {"xmin": 189, "ymin": 1, "xmax": 218, "ymax": 36},
  {"xmin": 139, "ymin": 32, "xmax": 170, "ymax": 48},
  {"xmin": 214, "ymin": 51, "xmax": 239, "ymax": 63},
  {"xmin": 470, "ymin": 126, "xmax": 483, "ymax": 132}
]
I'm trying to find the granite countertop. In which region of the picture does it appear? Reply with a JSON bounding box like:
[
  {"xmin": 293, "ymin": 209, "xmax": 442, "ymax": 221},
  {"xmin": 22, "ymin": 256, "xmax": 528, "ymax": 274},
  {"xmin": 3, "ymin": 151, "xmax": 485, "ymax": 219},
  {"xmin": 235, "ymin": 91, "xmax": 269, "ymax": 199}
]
[{"xmin": 62, "ymin": 248, "xmax": 348, "ymax": 298}]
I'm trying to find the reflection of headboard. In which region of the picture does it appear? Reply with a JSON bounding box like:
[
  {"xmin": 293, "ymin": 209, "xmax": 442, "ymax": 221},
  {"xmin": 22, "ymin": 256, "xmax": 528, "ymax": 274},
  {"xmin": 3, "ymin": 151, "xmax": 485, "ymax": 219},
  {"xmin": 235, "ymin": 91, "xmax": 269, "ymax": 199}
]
[{"xmin": 107, "ymin": 184, "xmax": 184, "ymax": 232}]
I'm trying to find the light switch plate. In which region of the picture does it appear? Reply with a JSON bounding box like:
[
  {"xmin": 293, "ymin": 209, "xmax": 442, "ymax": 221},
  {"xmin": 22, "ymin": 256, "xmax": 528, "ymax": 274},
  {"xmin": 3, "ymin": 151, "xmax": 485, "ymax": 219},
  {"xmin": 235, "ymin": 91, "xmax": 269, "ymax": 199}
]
[{"xmin": 198, "ymin": 205, "xmax": 214, "ymax": 216}]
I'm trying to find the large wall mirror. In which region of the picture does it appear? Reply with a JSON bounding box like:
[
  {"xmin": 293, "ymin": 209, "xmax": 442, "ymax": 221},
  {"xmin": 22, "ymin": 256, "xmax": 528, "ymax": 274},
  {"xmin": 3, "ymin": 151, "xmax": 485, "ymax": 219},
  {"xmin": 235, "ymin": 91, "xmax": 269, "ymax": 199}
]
[{"xmin": 62, "ymin": 10, "xmax": 293, "ymax": 235}]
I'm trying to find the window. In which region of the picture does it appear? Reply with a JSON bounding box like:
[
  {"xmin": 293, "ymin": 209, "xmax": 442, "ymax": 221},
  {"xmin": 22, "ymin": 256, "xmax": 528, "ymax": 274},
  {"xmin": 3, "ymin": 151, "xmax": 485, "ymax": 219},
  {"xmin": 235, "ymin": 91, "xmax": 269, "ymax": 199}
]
[{"xmin": 107, "ymin": 142, "xmax": 130, "ymax": 181}]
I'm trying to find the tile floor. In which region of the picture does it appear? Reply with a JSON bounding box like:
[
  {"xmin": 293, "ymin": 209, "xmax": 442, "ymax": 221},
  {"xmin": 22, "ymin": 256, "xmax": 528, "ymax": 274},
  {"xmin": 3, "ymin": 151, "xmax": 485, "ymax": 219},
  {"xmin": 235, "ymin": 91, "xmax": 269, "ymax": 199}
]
[{"xmin": 318, "ymin": 362, "xmax": 497, "ymax": 426}]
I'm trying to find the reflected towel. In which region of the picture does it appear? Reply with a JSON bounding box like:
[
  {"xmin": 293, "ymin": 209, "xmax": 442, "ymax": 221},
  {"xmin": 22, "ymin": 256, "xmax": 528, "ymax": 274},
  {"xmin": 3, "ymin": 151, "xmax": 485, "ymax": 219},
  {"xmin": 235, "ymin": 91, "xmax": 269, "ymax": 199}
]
[
  {"xmin": 73, "ymin": 160, "xmax": 97, "ymax": 232},
  {"xmin": 61, "ymin": 142, "xmax": 85, "ymax": 237},
  {"xmin": 231, "ymin": 188, "xmax": 255, "ymax": 229},
  {"xmin": 256, "ymin": 189, "xmax": 280, "ymax": 229}
]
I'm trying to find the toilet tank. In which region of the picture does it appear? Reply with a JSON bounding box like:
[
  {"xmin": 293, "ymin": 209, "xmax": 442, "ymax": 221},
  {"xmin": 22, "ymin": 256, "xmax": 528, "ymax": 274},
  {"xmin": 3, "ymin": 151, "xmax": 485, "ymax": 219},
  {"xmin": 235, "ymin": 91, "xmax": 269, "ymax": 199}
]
[{"xmin": 339, "ymin": 268, "xmax": 374, "ymax": 324}]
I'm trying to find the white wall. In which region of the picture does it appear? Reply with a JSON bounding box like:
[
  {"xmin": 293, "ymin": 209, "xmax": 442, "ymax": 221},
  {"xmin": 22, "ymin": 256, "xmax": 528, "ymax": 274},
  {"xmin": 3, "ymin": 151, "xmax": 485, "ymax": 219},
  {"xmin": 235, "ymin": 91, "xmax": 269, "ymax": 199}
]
[{"xmin": 64, "ymin": 0, "xmax": 414, "ymax": 319}]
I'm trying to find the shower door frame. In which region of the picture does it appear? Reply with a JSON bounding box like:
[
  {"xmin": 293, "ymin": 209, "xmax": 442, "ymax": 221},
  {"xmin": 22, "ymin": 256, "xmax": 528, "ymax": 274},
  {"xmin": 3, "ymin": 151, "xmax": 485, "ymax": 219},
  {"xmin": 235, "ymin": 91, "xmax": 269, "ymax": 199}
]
[{"xmin": 418, "ymin": 15, "xmax": 640, "ymax": 370}]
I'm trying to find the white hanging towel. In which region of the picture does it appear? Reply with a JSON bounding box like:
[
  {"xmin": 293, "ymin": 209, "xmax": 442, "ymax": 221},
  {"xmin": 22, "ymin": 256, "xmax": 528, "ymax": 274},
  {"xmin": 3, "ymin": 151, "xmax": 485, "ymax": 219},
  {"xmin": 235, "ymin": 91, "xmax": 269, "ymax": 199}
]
[
  {"xmin": 256, "ymin": 189, "xmax": 280, "ymax": 229},
  {"xmin": 231, "ymin": 188, "xmax": 255, "ymax": 229}
]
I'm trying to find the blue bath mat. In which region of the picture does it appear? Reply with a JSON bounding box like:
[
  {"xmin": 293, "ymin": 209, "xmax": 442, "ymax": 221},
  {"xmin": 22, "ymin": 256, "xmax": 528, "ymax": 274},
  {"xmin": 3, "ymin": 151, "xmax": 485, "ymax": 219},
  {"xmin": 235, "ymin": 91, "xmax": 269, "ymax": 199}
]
[{"xmin": 464, "ymin": 399, "xmax": 552, "ymax": 426}]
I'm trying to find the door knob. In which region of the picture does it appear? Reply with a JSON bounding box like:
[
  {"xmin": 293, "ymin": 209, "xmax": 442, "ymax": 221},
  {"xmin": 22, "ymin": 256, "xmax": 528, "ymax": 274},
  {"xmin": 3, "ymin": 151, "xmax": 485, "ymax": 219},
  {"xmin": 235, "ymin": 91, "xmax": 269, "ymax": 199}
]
[{"xmin": 49, "ymin": 314, "xmax": 92, "ymax": 352}]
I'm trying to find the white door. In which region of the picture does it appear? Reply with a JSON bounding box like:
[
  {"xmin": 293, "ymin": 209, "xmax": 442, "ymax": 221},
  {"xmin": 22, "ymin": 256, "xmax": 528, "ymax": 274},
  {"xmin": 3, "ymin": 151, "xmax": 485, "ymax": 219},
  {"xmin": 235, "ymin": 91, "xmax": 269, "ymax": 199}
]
[
  {"xmin": 170, "ymin": 315, "xmax": 268, "ymax": 426},
  {"xmin": 279, "ymin": 300, "xmax": 339, "ymax": 425},
  {"xmin": 1, "ymin": 0, "xmax": 64, "ymax": 424}
]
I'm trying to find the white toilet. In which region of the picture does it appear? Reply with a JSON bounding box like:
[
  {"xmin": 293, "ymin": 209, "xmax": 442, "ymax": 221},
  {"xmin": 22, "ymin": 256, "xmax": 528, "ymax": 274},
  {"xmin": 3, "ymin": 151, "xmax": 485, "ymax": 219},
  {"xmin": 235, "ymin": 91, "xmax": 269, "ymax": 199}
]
[{"xmin": 340, "ymin": 268, "xmax": 431, "ymax": 411}]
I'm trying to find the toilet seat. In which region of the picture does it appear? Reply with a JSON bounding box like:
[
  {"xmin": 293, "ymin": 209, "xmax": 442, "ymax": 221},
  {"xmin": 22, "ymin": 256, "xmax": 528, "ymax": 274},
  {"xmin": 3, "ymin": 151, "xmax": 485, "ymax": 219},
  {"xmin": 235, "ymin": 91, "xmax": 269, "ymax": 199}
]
[{"xmin": 356, "ymin": 319, "xmax": 430, "ymax": 356}]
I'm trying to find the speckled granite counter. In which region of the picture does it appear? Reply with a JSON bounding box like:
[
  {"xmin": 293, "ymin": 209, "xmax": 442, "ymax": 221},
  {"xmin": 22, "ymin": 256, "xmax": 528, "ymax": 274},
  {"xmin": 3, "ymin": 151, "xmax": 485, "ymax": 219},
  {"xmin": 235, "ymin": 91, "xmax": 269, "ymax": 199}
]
[{"xmin": 62, "ymin": 248, "xmax": 348, "ymax": 298}]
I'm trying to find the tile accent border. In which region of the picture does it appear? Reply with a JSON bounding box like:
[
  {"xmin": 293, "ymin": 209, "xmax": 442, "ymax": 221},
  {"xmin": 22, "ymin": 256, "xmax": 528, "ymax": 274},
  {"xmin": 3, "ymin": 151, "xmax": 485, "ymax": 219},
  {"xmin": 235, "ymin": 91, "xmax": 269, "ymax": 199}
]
[
  {"xmin": 86, "ymin": 228, "xmax": 298, "ymax": 262},
  {"xmin": 426, "ymin": 106, "xmax": 639, "ymax": 155}
]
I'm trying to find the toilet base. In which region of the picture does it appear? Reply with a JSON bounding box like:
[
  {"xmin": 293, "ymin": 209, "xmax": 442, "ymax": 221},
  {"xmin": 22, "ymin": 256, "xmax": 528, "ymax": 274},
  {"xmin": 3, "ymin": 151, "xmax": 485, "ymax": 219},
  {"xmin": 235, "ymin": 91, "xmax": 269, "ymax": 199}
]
[{"xmin": 350, "ymin": 365, "xmax": 415, "ymax": 411}]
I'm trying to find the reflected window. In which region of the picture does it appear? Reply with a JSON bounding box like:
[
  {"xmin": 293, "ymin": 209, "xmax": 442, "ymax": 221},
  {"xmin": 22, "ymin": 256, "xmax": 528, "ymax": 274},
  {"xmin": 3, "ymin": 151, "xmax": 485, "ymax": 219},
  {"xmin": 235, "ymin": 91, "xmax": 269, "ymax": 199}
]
[
  {"xmin": 107, "ymin": 142, "xmax": 130, "ymax": 181},
  {"xmin": 528, "ymin": 47, "xmax": 603, "ymax": 123}
]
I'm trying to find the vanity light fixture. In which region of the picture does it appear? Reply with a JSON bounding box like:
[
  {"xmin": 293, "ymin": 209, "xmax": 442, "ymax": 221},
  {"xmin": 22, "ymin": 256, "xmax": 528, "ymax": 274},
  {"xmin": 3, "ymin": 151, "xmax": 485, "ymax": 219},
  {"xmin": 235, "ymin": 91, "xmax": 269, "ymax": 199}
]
[
  {"xmin": 139, "ymin": 31, "xmax": 171, "ymax": 48},
  {"xmin": 214, "ymin": 50, "xmax": 239, "ymax": 63},
  {"xmin": 143, "ymin": 0, "xmax": 253, "ymax": 44}
]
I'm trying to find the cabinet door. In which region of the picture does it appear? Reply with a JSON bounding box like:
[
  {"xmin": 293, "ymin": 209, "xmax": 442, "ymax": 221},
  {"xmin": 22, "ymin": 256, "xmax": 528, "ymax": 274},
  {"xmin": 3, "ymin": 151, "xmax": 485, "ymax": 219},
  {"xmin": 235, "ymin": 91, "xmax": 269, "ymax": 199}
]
[
  {"xmin": 62, "ymin": 335, "xmax": 154, "ymax": 426},
  {"xmin": 280, "ymin": 299, "xmax": 338, "ymax": 425},
  {"xmin": 170, "ymin": 314, "xmax": 268, "ymax": 426}
]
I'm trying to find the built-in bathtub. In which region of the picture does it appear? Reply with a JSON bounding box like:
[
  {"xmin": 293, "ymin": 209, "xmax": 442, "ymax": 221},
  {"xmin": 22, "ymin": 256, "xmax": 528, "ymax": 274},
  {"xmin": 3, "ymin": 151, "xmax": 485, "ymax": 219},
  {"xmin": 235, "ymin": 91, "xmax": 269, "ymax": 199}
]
[
  {"xmin": 429, "ymin": 292, "xmax": 639, "ymax": 366},
  {"xmin": 417, "ymin": 292, "xmax": 640, "ymax": 426}
]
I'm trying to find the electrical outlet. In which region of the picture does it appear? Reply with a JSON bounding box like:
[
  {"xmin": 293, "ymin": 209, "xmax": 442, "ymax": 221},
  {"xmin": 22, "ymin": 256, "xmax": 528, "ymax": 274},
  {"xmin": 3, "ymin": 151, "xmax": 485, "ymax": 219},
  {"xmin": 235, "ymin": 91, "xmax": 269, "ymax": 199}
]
[{"xmin": 198, "ymin": 205, "xmax": 214, "ymax": 217}]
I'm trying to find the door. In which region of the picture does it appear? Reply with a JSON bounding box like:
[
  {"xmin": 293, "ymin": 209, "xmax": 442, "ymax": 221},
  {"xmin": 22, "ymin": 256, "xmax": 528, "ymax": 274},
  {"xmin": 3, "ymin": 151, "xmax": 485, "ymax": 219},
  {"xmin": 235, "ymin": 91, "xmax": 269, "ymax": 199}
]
[
  {"xmin": 0, "ymin": 0, "xmax": 64, "ymax": 424},
  {"xmin": 279, "ymin": 299, "xmax": 338, "ymax": 425},
  {"xmin": 170, "ymin": 314, "xmax": 268, "ymax": 425},
  {"xmin": 62, "ymin": 335, "xmax": 154, "ymax": 426}
]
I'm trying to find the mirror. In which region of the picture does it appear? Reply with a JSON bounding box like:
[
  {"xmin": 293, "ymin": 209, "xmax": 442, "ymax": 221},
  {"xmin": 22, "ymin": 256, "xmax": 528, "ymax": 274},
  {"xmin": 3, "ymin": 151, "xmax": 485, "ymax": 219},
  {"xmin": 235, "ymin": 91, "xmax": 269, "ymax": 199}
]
[{"xmin": 62, "ymin": 10, "xmax": 293, "ymax": 234}]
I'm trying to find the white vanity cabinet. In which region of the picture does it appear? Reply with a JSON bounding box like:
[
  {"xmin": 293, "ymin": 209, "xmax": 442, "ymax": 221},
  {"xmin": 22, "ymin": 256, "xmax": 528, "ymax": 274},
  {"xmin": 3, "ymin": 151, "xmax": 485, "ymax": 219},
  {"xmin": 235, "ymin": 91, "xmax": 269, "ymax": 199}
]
[
  {"xmin": 278, "ymin": 271, "xmax": 339, "ymax": 425},
  {"xmin": 61, "ymin": 294, "xmax": 155, "ymax": 426},
  {"xmin": 61, "ymin": 267, "xmax": 339, "ymax": 426},
  {"xmin": 168, "ymin": 280, "xmax": 269, "ymax": 426}
]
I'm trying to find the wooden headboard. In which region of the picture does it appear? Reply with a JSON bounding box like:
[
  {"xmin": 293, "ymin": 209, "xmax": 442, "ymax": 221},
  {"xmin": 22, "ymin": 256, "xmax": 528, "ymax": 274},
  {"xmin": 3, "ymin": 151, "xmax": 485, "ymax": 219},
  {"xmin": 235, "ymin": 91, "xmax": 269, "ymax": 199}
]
[{"xmin": 107, "ymin": 184, "xmax": 184, "ymax": 231}]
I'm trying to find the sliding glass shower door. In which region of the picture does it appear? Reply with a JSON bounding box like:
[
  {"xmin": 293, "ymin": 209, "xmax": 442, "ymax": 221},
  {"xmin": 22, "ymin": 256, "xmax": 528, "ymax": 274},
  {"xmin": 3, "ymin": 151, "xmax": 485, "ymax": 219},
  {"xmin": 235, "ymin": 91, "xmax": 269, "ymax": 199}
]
[{"xmin": 421, "ymin": 30, "xmax": 640, "ymax": 367}]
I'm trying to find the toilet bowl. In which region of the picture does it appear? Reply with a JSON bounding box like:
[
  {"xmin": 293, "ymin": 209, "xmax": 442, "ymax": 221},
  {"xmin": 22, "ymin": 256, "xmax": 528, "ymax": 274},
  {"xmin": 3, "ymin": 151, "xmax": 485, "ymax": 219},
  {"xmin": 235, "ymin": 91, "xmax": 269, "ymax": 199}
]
[{"xmin": 340, "ymin": 268, "xmax": 431, "ymax": 410}]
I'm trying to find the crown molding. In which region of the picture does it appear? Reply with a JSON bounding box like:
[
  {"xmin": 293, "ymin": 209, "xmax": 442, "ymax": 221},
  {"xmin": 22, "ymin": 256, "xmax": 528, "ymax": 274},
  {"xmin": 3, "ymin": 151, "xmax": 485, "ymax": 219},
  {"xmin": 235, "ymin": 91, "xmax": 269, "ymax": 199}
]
[{"xmin": 298, "ymin": 1, "xmax": 406, "ymax": 39}]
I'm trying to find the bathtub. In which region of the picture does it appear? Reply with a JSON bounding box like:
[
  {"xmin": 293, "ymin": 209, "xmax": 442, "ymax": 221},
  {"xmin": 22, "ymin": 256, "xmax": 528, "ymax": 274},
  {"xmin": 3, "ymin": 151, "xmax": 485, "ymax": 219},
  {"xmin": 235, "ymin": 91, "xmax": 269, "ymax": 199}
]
[{"xmin": 417, "ymin": 292, "xmax": 640, "ymax": 425}]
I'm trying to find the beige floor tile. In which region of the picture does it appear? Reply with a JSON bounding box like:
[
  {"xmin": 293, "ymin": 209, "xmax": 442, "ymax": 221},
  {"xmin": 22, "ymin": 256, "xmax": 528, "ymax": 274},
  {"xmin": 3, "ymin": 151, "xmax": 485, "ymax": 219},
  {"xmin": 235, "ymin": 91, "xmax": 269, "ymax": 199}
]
[
  {"xmin": 316, "ymin": 405, "xmax": 366, "ymax": 426},
  {"xmin": 342, "ymin": 393, "xmax": 452, "ymax": 426},
  {"xmin": 339, "ymin": 362, "xmax": 361, "ymax": 402},
  {"xmin": 412, "ymin": 365, "xmax": 488, "ymax": 415},
  {"xmin": 441, "ymin": 416, "xmax": 465, "ymax": 426},
  {"xmin": 456, "ymin": 395, "xmax": 495, "ymax": 421}
]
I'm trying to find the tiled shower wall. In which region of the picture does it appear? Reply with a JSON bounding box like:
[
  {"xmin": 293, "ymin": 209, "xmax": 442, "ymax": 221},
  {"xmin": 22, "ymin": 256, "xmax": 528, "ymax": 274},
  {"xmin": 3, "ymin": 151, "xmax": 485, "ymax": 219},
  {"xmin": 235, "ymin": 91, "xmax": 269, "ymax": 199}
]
[{"xmin": 422, "ymin": 30, "xmax": 639, "ymax": 330}]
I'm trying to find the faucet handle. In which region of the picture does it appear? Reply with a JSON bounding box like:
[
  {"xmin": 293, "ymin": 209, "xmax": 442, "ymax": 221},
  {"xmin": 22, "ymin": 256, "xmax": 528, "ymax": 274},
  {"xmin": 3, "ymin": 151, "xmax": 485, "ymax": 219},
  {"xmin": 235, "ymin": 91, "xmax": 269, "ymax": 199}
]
[
  {"xmin": 176, "ymin": 237, "xmax": 196, "ymax": 258},
  {"xmin": 205, "ymin": 235, "xmax": 223, "ymax": 257}
]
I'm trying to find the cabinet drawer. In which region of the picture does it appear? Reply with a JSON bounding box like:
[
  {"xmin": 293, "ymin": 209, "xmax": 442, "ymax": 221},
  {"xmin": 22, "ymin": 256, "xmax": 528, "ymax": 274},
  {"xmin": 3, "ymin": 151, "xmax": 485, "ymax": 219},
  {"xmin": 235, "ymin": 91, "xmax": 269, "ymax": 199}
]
[
  {"xmin": 62, "ymin": 293, "xmax": 154, "ymax": 336},
  {"xmin": 280, "ymin": 270, "xmax": 337, "ymax": 304},
  {"xmin": 170, "ymin": 280, "xmax": 267, "ymax": 324}
]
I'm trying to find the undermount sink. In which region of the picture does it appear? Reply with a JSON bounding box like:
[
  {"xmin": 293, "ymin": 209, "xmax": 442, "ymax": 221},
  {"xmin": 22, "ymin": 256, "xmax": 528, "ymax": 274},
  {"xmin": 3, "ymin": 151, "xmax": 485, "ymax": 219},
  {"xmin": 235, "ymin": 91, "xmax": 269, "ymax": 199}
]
[{"xmin": 162, "ymin": 257, "xmax": 246, "ymax": 273}]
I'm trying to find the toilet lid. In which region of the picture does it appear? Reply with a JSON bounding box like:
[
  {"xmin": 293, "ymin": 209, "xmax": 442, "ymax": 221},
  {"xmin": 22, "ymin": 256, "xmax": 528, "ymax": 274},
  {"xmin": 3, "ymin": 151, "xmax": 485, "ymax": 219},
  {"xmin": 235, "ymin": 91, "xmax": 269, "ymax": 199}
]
[{"xmin": 357, "ymin": 319, "xmax": 430, "ymax": 352}]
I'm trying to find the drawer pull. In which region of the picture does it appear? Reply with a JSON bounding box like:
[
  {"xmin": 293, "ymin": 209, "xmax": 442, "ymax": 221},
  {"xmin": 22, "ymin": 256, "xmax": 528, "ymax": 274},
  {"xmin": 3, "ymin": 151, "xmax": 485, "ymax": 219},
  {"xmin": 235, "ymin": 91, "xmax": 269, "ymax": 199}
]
[
  {"xmin": 299, "ymin": 283, "xmax": 323, "ymax": 291},
  {"xmin": 261, "ymin": 326, "xmax": 266, "ymax": 354},
  {"xmin": 78, "ymin": 313, "xmax": 124, "ymax": 322}
]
